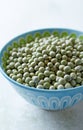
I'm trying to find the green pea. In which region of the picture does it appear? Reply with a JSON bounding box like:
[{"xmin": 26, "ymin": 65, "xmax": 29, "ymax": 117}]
[
  {"xmin": 57, "ymin": 84, "xmax": 64, "ymax": 89},
  {"xmin": 38, "ymin": 62, "xmax": 44, "ymax": 67},
  {"xmin": 12, "ymin": 48, "xmax": 17, "ymax": 51},
  {"xmin": 49, "ymin": 86, "xmax": 55, "ymax": 90},
  {"xmin": 77, "ymin": 73, "xmax": 81, "ymax": 77},
  {"xmin": 30, "ymin": 62, "xmax": 36, "ymax": 67},
  {"xmin": 18, "ymin": 57, "xmax": 22, "ymax": 63},
  {"xmin": 39, "ymin": 67, "xmax": 45, "ymax": 72},
  {"xmin": 59, "ymin": 65, "xmax": 65, "ymax": 70},
  {"xmin": 56, "ymin": 76, "xmax": 61, "ymax": 82},
  {"xmin": 22, "ymin": 63, "xmax": 27, "ymax": 68},
  {"xmin": 55, "ymin": 62, "xmax": 60, "ymax": 68},
  {"xmin": 42, "ymin": 50, "xmax": 49, "ymax": 55},
  {"xmin": 68, "ymin": 62, "xmax": 74, "ymax": 68},
  {"xmin": 23, "ymin": 72, "xmax": 29, "ymax": 78},
  {"xmin": 70, "ymin": 72, "xmax": 76, "ymax": 80},
  {"xmin": 38, "ymin": 80, "xmax": 44, "ymax": 85},
  {"xmin": 12, "ymin": 69, "xmax": 18, "ymax": 75},
  {"xmin": 13, "ymin": 58, "xmax": 18, "ymax": 63},
  {"xmin": 64, "ymin": 66, "xmax": 71, "ymax": 73},
  {"xmin": 54, "ymin": 82, "xmax": 59, "ymax": 88},
  {"xmin": 36, "ymin": 52, "xmax": 42, "ymax": 57},
  {"xmin": 17, "ymin": 52, "xmax": 22, "ymax": 57},
  {"xmin": 38, "ymin": 73, "xmax": 44, "ymax": 79},
  {"xmin": 57, "ymin": 70, "xmax": 63, "ymax": 77},
  {"xmin": 29, "ymin": 67, "xmax": 34, "ymax": 72},
  {"xmin": 38, "ymin": 56, "xmax": 44, "ymax": 61},
  {"xmin": 23, "ymin": 67, "xmax": 29, "ymax": 73},
  {"xmin": 18, "ymin": 69, "xmax": 23, "ymax": 74},
  {"xmin": 17, "ymin": 73, "xmax": 22, "ymax": 78},
  {"xmin": 44, "ymin": 77, "xmax": 50, "ymax": 82},
  {"xmin": 44, "ymin": 82, "xmax": 50, "ymax": 89},
  {"xmin": 61, "ymin": 50, "xmax": 66, "ymax": 55},
  {"xmin": 50, "ymin": 45, "xmax": 56, "ymax": 51},
  {"xmin": 34, "ymin": 65, "xmax": 39, "ymax": 71},
  {"xmin": 81, "ymin": 81, "xmax": 83, "ymax": 85},
  {"xmin": 17, "ymin": 78, "xmax": 23, "ymax": 83},
  {"xmin": 77, "ymin": 45, "xmax": 83, "ymax": 51},
  {"xmin": 32, "ymin": 76, "xmax": 39, "ymax": 83},
  {"xmin": 15, "ymin": 62, "xmax": 20, "ymax": 68},
  {"xmin": 76, "ymin": 84, "xmax": 81, "ymax": 87},
  {"xmin": 75, "ymin": 65, "xmax": 83, "ymax": 72},
  {"xmin": 22, "ymin": 57, "xmax": 28, "ymax": 63},
  {"xmin": 28, "ymin": 58, "xmax": 33, "ymax": 63},
  {"xmin": 37, "ymin": 85, "xmax": 44, "ymax": 89},
  {"xmin": 56, "ymin": 53, "xmax": 61, "ymax": 59},
  {"xmin": 62, "ymin": 55, "xmax": 67, "ymax": 60},
  {"xmin": 6, "ymin": 69, "xmax": 12, "ymax": 75},
  {"xmin": 47, "ymin": 62, "xmax": 53, "ymax": 68},
  {"xmin": 29, "ymin": 80, "xmax": 35, "ymax": 87},
  {"xmin": 9, "ymin": 73, "xmax": 13, "ymax": 78},
  {"xmin": 49, "ymin": 74, "xmax": 56, "ymax": 80},
  {"xmin": 12, "ymin": 75, "xmax": 17, "ymax": 80},
  {"xmin": 61, "ymin": 43, "xmax": 66, "ymax": 49},
  {"xmin": 71, "ymin": 80, "xmax": 76, "ymax": 87},
  {"xmin": 75, "ymin": 58, "xmax": 81, "ymax": 65},
  {"xmin": 64, "ymin": 74, "xmax": 71, "ymax": 81},
  {"xmin": 34, "ymin": 58, "xmax": 39, "ymax": 64},
  {"xmin": 43, "ymin": 54, "xmax": 48, "ymax": 60},
  {"xmin": 51, "ymin": 58, "xmax": 56, "ymax": 64},
  {"xmin": 44, "ymin": 70, "xmax": 50, "ymax": 77},
  {"xmin": 9, "ymin": 62, "xmax": 15, "ymax": 68},
  {"xmin": 25, "ymin": 48, "xmax": 31, "ymax": 54},
  {"xmin": 30, "ymin": 72, "xmax": 34, "ymax": 77},
  {"xmin": 49, "ymin": 51, "xmax": 55, "ymax": 57},
  {"xmin": 61, "ymin": 60, "xmax": 67, "ymax": 65},
  {"xmin": 70, "ymin": 57, "xmax": 76, "ymax": 63},
  {"xmin": 12, "ymin": 52, "xmax": 17, "ymax": 58},
  {"xmin": 65, "ymin": 83, "xmax": 72, "ymax": 89},
  {"xmin": 25, "ymin": 77, "xmax": 31, "ymax": 83},
  {"xmin": 58, "ymin": 78, "xmax": 66, "ymax": 85},
  {"xmin": 76, "ymin": 77, "xmax": 82, "ymax": 83}
]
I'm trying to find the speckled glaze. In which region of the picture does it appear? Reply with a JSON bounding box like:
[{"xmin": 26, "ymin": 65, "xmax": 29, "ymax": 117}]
[{"xmin": 0, "ymin": 28, "xmax": 83, "ymax": 110}]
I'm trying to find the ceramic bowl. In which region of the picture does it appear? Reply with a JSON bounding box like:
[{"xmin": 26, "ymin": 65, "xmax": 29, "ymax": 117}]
[{"xmin": 0, "ymin": 28, "xmax": 83, "ymax": 110}]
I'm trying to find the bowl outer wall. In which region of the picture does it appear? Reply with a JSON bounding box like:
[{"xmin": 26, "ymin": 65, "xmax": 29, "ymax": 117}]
[{"xmin": 0, "ymin": 28, "xmax": 83, "ymax": 99}]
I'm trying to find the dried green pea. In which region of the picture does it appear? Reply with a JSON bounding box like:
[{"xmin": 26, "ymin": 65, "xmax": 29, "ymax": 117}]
[
  {"xmin": 38, "ymin": 73, "xmax": 44, "ymax": 79},
  {"xmin": 25, "ymin": 77, "xmax": 31, "ymax": 83},
  {"xmin": 17, "ymin": 78, "xmax": 23, "ymax": 83},
  {"xmin": 58, "ymin": 78, "xmax": 66, "ymax": 85},
  {"xmin": 57, "ymin": 84, "xmax": 64, "ymax": 89},
  {"xmin": 76, "ymin": 77, "xmax": 82, "ymax": 83},
  {"xmin": 6, "ymin": 69, "xmax": 12, "ymax": 75},
  {"xmin": 44, "ymin": 82, "xmax": 50, "ymax": 89},
  {"xmin": 44, "ymin": 70, "xmax": 50, "ymax": 77},
  {"xmin": 57, "ymin": 70, "xmax": 63, "ymax": 77},
  {"xmin": 64, "ymin": 66, "xmax": 71, "ymax": 73},
  {"xmin": 37, "ymin": 85, "xmax": 44, "ymax": 89},
  {"xmin": 49, "ymin": 74, "xmax": 56, "ymax": 80},
  {"xmin": 65, "ymin": 83, "xmax": 72, "ymax": 89}
]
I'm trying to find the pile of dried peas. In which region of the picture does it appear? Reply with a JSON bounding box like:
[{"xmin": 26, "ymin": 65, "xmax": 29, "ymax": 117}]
[{"xmin": 2, "ymin": 32, "xmax": 83, "ymax": 89}]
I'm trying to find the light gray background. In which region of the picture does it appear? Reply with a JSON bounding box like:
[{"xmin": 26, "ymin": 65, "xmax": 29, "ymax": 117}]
[{"xmin": 0, "ymin": 0, "xmax": 83, "ymax": 130}]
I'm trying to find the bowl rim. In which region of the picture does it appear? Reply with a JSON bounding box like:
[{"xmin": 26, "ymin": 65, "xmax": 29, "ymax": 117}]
[{"xmin": 0, "ymin": 28, "xmax": 83, "ymax": 93}]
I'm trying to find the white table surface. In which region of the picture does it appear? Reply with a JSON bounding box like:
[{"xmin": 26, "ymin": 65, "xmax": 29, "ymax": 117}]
[{"xmin": 0, "ymin": 0, "xmax": 83, "ymax": 130}]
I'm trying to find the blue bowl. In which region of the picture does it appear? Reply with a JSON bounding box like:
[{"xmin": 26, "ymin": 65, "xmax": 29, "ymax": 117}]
[{"xmin": 0, "ymin": 28, "xmax": 83, "ymax": 110}]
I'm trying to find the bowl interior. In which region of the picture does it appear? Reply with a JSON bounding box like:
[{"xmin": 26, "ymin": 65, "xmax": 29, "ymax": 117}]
[
  {"xmin": 0, "ymin": 28, "xmax": 83, "ymax": 110},
  {"xmin": 0, "ymin": 28, "xmax": 83, "ymax": 93}
]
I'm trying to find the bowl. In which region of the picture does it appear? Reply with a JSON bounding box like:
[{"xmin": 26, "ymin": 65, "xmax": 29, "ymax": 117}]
[{"xmin": 0, "ymin": 28, "xmax": 83, "ymax": 110}]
